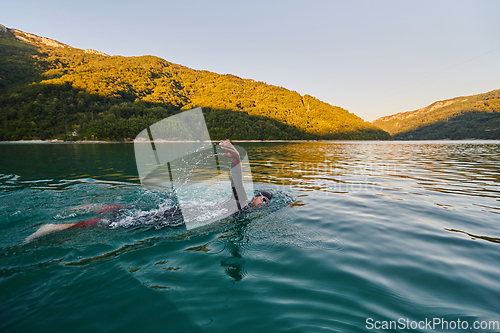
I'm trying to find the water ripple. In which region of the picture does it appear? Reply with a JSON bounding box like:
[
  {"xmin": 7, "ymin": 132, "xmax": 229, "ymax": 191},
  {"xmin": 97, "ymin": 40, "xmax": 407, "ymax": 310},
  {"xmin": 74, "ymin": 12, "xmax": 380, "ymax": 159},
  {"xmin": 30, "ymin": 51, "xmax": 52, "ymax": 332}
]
[{"xmin": 2, "ymin": 142, "xmax": 500, "ymax": 332}]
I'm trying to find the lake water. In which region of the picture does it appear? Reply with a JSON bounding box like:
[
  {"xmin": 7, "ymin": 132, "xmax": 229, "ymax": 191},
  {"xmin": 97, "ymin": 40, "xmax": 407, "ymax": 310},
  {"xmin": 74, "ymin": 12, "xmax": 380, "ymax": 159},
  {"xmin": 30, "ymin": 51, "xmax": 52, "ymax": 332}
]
[{"xmin": 1, "ymin": 141, "xmax": 500, "ymax": 332}]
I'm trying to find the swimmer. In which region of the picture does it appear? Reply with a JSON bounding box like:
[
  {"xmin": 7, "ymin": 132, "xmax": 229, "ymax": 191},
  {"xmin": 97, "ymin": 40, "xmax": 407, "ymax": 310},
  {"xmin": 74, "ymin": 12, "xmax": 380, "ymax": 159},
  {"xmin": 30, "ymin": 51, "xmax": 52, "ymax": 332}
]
[{"xmin": 25, "ymin": 140, "xmax": 272, "ymax": 243}]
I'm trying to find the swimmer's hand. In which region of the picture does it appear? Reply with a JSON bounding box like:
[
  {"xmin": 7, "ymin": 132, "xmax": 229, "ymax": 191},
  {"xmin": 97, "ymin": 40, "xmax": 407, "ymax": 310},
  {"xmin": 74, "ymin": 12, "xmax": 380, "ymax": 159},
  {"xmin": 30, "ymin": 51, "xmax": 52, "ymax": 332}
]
[{"xmin": 219, "ymin": 139, "xmax": 240, "ymax": 164}]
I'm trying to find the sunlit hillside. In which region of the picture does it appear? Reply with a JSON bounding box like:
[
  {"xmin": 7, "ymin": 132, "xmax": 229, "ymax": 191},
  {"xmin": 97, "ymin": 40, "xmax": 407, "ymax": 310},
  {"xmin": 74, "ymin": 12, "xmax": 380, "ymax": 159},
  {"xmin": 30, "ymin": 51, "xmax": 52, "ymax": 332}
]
[
  {"xmin": 373, "ymin": 90, "xmax": 500, "ymax": 140},
  {"xmin": 0, "ymin": 24, "xmax": 390, "ymax": 141}
]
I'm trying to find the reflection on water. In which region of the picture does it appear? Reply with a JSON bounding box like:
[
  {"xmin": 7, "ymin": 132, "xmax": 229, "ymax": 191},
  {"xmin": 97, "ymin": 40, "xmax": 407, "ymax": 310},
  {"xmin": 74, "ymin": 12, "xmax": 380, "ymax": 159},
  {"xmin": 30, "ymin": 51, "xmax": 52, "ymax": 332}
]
[
  {"xmin": 1, "ymin": 141, "xmax": 500, "ymax": 332},
  {"xmin": 246, "ymin": 141, "xmax": 500, "ymax": 199},
  {"xmin": 445, "ymin": 228, "xmax": 500, "ymax": 244},
  {"xmin": 0, "ymin": 143, "xmax": 140, "ymax": 183},
  {"xmin": 184, "ymin": 228, "xmax": 248, "ymax": 281},
  {"xmin": 220, "ymin": 238, "xmax": 246, "ymax": 281}
]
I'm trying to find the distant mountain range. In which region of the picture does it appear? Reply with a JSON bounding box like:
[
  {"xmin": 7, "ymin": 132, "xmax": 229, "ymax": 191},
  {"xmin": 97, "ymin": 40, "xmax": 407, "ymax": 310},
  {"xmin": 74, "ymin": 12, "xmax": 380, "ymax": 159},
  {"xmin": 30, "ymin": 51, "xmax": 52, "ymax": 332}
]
[
  {"xmin": 0, "ymin": 24, "xmax": 390, "ymax": 141},
  {"xmin": 2, "ymin": 24, "xmax": 498, "ymax": 141},
  {"xmin": 373, "ymin": 89, "xmax": 500, "ymax": 140}
]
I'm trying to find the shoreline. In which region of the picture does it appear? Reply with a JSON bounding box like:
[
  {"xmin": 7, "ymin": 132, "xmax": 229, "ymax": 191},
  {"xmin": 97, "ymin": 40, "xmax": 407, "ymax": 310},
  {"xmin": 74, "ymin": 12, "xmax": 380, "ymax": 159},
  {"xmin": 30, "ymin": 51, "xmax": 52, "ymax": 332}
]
[
  {"xmin": 1, "ymin": 139, "xmax": 499, "ymax": 144},
  {"xmin": 1, "ymin": 139, "xmax": 376, "ymax": 143}
]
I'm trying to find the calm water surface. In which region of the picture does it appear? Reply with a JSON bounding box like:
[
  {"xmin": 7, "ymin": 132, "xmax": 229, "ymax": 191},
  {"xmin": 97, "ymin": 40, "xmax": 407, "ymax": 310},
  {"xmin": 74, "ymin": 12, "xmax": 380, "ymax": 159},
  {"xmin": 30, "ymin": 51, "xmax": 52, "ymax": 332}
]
[{"xmin": 1, "ymin": 141, "xmax": 499, "ymax": 332}]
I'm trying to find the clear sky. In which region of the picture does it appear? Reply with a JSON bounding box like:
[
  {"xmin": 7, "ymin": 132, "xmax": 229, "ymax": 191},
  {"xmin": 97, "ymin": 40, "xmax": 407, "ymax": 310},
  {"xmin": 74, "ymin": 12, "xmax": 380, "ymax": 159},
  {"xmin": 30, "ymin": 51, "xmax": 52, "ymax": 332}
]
[{"xmin": 2, "ymin": 0, "xmax": 499, "ymax": 121}]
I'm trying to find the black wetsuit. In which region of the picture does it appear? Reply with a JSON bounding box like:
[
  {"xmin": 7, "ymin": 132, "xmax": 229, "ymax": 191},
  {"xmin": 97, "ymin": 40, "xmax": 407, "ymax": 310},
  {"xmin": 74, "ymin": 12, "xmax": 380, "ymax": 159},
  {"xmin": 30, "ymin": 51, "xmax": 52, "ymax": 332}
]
[{"xmin": 154, "ymin": 159, "xmax": 251, "ymax": 227}]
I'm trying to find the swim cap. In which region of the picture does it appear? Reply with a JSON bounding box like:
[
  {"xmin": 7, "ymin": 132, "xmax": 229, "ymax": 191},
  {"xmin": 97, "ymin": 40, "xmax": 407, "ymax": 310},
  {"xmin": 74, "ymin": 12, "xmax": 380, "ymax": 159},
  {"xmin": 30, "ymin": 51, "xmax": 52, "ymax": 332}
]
[{"xmin": 257, "ymin": 190, "xmax": 273, "ymax": 201}]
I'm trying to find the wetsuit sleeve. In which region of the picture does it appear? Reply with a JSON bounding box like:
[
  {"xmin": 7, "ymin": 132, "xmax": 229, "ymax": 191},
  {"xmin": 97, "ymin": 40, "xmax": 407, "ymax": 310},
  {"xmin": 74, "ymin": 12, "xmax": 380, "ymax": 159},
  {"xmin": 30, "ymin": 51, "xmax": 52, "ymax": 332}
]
[{"xmin": 230, "ymin": 159, "xmax": 249, "ymax": 210}]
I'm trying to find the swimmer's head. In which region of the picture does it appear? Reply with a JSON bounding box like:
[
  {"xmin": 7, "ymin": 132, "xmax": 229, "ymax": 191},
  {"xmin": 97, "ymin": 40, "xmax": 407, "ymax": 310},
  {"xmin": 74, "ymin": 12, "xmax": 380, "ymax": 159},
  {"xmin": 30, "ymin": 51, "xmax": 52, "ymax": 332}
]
[{"xmin": 251, "ymin": 191, "xmax": 273, "ymax": 207}]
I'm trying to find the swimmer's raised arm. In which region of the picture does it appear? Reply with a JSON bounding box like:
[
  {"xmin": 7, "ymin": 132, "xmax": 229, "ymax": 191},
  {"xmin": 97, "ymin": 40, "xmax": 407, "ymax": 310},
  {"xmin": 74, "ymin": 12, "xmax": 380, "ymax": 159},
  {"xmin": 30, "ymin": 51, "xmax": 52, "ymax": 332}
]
[
  {"xmin": 219, "ymin": 139, "xmax": 272, "ymax": 209},
  {"xmin": 218, "ymin": 139, "xmax": 249, "ymax": 209}
]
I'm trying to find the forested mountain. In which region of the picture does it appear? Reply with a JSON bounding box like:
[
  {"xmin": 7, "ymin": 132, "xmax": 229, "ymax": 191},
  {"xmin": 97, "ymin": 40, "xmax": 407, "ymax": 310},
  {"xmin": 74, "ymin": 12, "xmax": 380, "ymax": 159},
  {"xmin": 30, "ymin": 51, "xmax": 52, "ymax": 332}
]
[
  {"xmin": 0, "ymin": 24, "xmax": 390, "ymax": 141},
  {"xmin": 373, "ymin": 90, "xmax": 500, "ymax": 140}
]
